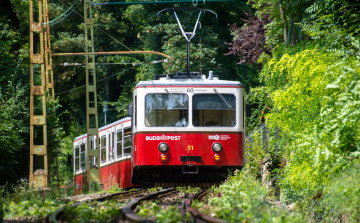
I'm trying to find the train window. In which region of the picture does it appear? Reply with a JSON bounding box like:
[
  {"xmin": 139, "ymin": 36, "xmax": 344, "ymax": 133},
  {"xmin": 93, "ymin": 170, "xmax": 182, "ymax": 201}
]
[
  {"xmin": 145, "ymin": 94, "xmax": 188, "ymax": 127},
  {"xmin": 111, "ymin": 132, "xmax": 114, "ymax": 160},
  {"xmin": 101, "ymin": 136, "xmax": 106, "ymax": 163},
  {"xmin": 193, "ymin": 94, "xmax": 236, "ymax": 127},
  {"xmin": 90, "ymin": 140, "xmax": 93, "ymax": 166},
  {"xmin": 108, "ymin": 134, "xmax": 111, "ymax": 161},
  {"xmin": 123, "ymin": 128, "xmax": 132, "ymax": 154},
  {"xmin": 94, "ymin": 137, "xmax": 98, "ymax": 166},
  {"xmin": 117, "ymin": 130, "xmax": 123, "ymax": 157},
  {"xmin": 80, "ymin": 144, "xmax": 85, "ymax": 170},
  {"xmin": 75, "ymin": 146, "xmax": 80, "ymax": 171}
]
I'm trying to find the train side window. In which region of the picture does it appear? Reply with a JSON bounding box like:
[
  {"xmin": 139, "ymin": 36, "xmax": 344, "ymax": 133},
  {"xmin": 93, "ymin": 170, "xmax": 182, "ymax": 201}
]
[
  {"xmin": 75, "ymin": 146, "xmax": 80, "ymax": 171},
  {"xmin": 123, "ymin": 128, "xmax": 132, "ymax": 154},
  {"xmin": 94, "ymin": 137, "xmax": 98, "ymax": 165},
  {"xmin": 108, "ymin": 134, "xmax": 111, "ymax": 161},
  {"xmin": 117, "ymin": 130, "xmax": 123, "ymax": 157},
  {"xmin": 112, "ymin": 132, "xmax": 114, "ymax": 160},
  {"xmin": 80, "ymin": 144, "xmax": 85, "ymax": 170},
  {"xmin": 101, "ymin": 136, "xmax": 106, "ymax": 163},
  {"xmin": 90, "ymin": 140, "xmax": 93, "ymax": 166}
]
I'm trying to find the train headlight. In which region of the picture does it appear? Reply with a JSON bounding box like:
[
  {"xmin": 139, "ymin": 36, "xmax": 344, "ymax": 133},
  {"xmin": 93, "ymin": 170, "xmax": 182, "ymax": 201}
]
[
  {"xmin": 212, "ymin": 143, "xmax": 222, "ymax": 152},
  {"xmin": 160, "ymin": 154, "xmax": 168, "ymax": 162},
  {"xmin": 214, "ymin": 154, "xmax": 221, "ymax": 162},
  {"xmin": 158, "ymin": 143, "xmax": 169, "ymax": 152}
]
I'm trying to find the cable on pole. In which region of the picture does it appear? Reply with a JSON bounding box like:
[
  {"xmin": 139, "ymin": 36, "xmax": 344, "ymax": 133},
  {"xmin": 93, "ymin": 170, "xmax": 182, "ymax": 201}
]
[
  {"xmin": 56, "ymin": 0, "xmax": 133, "ymax": 51},
  {"xmin": 43, "ymin": 0, "xmax": 79, "ymax": 26}
]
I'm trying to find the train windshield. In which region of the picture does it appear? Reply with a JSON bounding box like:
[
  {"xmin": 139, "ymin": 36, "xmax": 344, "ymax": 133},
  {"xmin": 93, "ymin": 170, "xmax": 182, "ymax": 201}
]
[
  {"xmin": 193, "ymin": 94, "xmax": 236, "ymax": 127},
  {"xmin": 145, "ymin": 94, "xmax": 188, "ymax": 127}
]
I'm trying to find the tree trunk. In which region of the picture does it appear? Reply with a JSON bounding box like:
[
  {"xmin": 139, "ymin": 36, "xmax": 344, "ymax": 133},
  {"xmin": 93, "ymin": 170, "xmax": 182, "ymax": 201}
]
[
  {"xmin": 291, "ymin": 19, "xmax": 296, "ymax": 45},
  {"xmin": 279, "ymin": 1, "xmax": 288, "ymax": 44}
]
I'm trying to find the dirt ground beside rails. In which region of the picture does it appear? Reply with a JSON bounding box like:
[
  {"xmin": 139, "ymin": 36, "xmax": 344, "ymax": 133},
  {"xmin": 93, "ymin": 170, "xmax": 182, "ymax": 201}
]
[
  {"xmin": 62, "ymin": 189, "xmax": 146, "ymax": 202},
  {"xmin": 134, "ymin": 189, "xmax": 197, "ymax": 221},
  {"xmin": 156, "ymin": 190, "xmax": 193, "ymax": 209},
  {"xmin": 62, "ymin": 193, "xmax": 111, "ymax": 202},
  {"xmin": 116, "ymin": 190, "xmax": 149, "ymax": 203},
  {"xmin": 3, "ymin": 216, "xmax": 41, "ymax": 223}
]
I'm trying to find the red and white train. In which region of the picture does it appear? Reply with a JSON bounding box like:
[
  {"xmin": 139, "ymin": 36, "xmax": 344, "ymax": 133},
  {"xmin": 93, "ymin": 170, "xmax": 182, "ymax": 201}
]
[{"xmin": 73, "ymin": 72, "xmax": 246, "ymax": 191}]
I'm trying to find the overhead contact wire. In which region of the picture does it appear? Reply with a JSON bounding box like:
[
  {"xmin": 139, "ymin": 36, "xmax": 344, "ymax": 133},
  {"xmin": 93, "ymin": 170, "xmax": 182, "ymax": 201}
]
[
  {"xmin": 54, "ymin": 66, "xmax": 137, "ymax": 96},
  {"xmin": 43, "ymin": 0, "xmax": 79, "ymax": 26},
  {"xmin": 54, "ymin": 59, "xmax": 167, "ymax": 96},
  {"xmin": 56, "ymin": 0, "xmax": 132, "ymax": 51}
]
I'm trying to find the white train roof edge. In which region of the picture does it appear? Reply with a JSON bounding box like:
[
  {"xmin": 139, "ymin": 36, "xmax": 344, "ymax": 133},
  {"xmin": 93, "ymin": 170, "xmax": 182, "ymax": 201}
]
[
  {"xmin": 135, "ymin": 75, "xmax": 242, "ymax": 87},
  {"xmin": 73, "ymin": 116, "xmax": 131, "ymax": 142}
]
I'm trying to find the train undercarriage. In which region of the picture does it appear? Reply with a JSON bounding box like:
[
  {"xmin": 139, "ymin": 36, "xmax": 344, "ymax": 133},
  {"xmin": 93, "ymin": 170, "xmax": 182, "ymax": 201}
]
[{"xmin": 132, "ymin": 166, "xmax": 242, "ymax": 188}]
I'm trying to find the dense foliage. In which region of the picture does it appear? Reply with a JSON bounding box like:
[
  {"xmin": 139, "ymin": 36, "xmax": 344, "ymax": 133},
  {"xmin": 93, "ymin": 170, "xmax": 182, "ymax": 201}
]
[
  {"xmin": 192, "ymin": 168, "xmax": 306, "ymax": 222},
  {"xmin": 237, "ymin": 0, "xmax": 360, "ymax": 221},
  {"xmin": 225, "ymin": 11, "xmax": 271, "ymax": 65},
  {"xmin": 0, "ymin": 0, "xmax": 252, "ymax": 185},
  {"xmin": 1, "ymin": 0, "xmax": 360, "ymax": 222}
]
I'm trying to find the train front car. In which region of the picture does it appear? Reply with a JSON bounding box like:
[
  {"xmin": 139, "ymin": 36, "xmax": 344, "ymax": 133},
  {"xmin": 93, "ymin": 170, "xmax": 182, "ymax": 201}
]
[{"xmin": 131, "ymin": 73, "xmax": 245, "ymax": 187}]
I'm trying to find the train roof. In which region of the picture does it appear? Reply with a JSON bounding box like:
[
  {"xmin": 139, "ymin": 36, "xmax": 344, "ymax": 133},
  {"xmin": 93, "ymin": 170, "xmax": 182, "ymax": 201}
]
[
  {"xmin": 135, "ymin": 75, "xmax": 242, "ymax": 88},
  {"xmin": 74, "ymin": 117, "xmax": 131, "ymax": 142}
]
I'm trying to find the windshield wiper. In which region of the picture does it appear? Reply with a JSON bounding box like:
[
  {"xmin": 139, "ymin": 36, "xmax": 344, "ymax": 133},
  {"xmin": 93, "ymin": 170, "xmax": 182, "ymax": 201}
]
[
  {"xmin": 165, "ymin": 89, "xmax": 184, "ymax": 107},
  {"xmin": 213, "ymin": 89, "xmax": 232, "ymax": 109}
]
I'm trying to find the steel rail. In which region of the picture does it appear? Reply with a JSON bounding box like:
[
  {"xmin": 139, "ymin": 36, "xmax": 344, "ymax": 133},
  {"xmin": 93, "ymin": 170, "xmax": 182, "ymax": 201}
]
[
  {"xmin": 52, "ymin": 51, "xmax": 174, "ymax": 61},
  {"xmin": 48, "ymin": 189, "xmax": 141, "ymax": 223},
  {"xmin": 184, "ymin": 189, "xmax": 228, "ymax": 223},
  {"xmin": 93, "ymin": 0, "xmax": 243, "ymax": 6},
  {"xmin": 121, "ymin": 188, "xmax": 176, "ymax": 222}
]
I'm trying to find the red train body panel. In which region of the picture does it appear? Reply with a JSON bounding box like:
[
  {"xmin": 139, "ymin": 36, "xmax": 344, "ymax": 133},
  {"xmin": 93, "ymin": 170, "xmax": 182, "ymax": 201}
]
[{"xmin": 133, "ymin": 133, "xmax": 245, "ymax": 166}]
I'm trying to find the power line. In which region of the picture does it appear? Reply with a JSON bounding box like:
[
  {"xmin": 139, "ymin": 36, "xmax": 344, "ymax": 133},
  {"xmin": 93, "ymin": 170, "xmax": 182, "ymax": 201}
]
[
  {"xmin": 56, "ymin": 59, "xmax": 167, "ymax": 67},
  {"xmin": 56, "ymin": 0, "xmax": 132, "ymax": 51},
  {"xmin": 55, "ymin": 66, "xmax": 136, "ymax": 96},
  {"xmin": 43, "ymin": 0, "xmax": 79, "ymax": 26},
  {"xmin": 54, "ymin": 59, "xmax": 167, "ymax": 96}
]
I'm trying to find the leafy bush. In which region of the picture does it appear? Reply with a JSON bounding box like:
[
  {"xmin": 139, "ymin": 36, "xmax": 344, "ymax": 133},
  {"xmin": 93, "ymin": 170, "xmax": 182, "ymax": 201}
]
[
  {"xmin": 137, "ymin": 200, "xmax": 187, "ymax": 223},
  {"xmin": 246, "ymin": 38, "xmax": 360, "ymax": 221},
  {"xmin": 63, "ymin": 199, "xmax": 125, "ymax": 223},
  {"xmin": 196, "ymin": 168, "xmax": 306, "ymax": 222},
  {"xmin": 1, "ymin": 179, "xmax": 67, "ymax": 220},
  {"xmin": 321, "ymin": 164, "xmax": 360, "ymax": 222}
]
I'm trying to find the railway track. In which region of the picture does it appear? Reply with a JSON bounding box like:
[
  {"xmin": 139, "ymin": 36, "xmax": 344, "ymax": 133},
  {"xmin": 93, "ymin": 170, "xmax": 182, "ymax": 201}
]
[
  {"xmin": 123, "ymin": 187, "xmax": 227, "ymax": 223},
  {"xmin": 49, "ymin": 189, "xmax": 144, "ymax": 223},
  {"xmin": 48, "ymin": 188, "xmax": 227, "ymax": 223}
]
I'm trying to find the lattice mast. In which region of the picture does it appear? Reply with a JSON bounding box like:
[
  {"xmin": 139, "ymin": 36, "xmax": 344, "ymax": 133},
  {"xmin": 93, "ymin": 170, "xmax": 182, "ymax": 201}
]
[
  {"xmin": 84, "ymin": 0, "xmax": 101, "ymax": 183},
  {"xmin": 29, "ymin": 0, "xmax": 48, "ymax": 188},
  {"xmin": 43, "ymin": 0, "xmax": 55, "ymax": 101},
  {"xmin": 43, "ymin": 0, "xmax": 60, "ymax": 188}
]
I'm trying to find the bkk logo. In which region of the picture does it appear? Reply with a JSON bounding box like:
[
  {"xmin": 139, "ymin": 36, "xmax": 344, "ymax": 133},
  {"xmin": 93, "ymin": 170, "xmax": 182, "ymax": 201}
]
[
  {"xmin": 146, "ymin": 135, "xmax": 181, "ymax": 140},
  {"xmin": 208, "ymin": 135, "xmax": 220, "ymax": 140}
]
